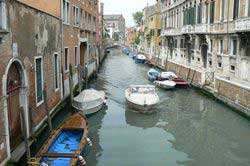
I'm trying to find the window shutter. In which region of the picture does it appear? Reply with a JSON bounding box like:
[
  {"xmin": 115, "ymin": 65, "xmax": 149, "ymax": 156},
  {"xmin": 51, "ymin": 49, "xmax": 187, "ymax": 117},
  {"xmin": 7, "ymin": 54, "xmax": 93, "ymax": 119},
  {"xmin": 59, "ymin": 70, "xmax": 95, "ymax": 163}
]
[{"xmin": 36, "ymin": 58, "xmax": 43, "ymax": 103}]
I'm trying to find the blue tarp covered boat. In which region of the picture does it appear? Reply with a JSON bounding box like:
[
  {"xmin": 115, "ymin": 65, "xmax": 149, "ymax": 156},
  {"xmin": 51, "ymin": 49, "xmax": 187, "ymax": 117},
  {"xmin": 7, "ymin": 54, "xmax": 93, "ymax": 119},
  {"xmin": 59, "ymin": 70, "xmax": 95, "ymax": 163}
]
[
  {"xmin": 29, "ymin": 113, "xmax": 89, "ymax": 166},
  {"xmin": 135, "ymin": 54, "xmax": 146, "ymax": 63},
  {"xmin": 147, "ymin": 68, "xmax": 160, "ymax": 81}
]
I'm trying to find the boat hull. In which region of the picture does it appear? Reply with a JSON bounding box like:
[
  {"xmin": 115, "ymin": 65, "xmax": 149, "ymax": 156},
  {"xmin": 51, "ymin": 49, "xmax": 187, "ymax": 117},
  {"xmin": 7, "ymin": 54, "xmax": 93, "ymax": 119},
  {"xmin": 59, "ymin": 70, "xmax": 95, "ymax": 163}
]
[
  {"xmin": 135, "ymin": 58, "xmax": 145, "ymax": 63},
  {"xmin": 73, "ymin": 102, "xmax": 104, "ymax": 115},
  {"xmin": 126, "ymin": 99, "xmax": 157, "ymax": 114},
  {"xmin": 155, "ymin": 83, "xmax": 175, "ymax": 90}
]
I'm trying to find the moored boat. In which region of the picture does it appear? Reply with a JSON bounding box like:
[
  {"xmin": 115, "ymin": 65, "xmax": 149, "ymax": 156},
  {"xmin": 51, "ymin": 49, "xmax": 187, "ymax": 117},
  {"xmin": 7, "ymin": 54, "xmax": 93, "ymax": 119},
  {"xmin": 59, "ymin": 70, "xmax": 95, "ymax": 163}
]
[
  {"xmin": 135, "ymin": 54, "xmax": 146, "ymax": 63},
  {"xmin": 160, "ymin": 71, "xmax": 178, "ymax": 80},
  {"xmin": 147, "ymin": 68, "xmax": 160, "ymax": 81},
  {"xmin": 29, "ymin": 113, "xmax": 90, "ymax": 166},
  {"xmin": 172, "ymin": 77, "xmax": 189, "ymax": 87},
  {"xmin": 73, "ymin": 89, "xmax": 106, "ymax": 115},
  {"xmin": 154, "ymin": 80, "xmax": 176, "ymax": 90},
  {"xmin": 125, "ymin": 85, "xmax": 159, "ymax": 114}
]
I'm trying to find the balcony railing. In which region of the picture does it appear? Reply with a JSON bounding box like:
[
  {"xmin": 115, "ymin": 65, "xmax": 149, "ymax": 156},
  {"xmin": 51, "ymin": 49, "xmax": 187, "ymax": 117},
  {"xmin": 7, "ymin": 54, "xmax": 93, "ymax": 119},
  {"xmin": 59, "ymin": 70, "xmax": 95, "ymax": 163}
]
[
  {"xmin": 235, "ymin": 17, "xmax": 250, "ymax": 31},
  {"xmin": 161, "ymin": 28, "xmax": 181, "ymax": 36},
  {"xmin": 181, "ymin": 25, "xmax": 195, "ymax": 34},
  {"xmin": 195, "ymin": 24, "xmax": 208, "ymax": 33}
]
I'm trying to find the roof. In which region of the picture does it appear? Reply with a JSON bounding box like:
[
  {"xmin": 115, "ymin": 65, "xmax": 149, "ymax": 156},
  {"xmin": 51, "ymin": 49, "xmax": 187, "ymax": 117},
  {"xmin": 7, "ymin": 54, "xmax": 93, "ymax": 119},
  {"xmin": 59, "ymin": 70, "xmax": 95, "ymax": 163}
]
[{"xmin": 104, "ymin": 14, "xmax": 124, "ymax": 20}]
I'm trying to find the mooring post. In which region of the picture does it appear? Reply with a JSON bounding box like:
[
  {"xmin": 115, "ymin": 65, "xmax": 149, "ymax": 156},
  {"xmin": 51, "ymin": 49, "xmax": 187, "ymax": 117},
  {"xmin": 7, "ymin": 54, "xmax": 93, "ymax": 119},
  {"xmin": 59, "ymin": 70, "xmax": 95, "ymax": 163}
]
[
  {"xmin": 43, "ymin": 90, "xmax": 53, "ymax": 132},
  {"xmin": 20, "ymin": 107, "xmax": 31, "ymax": 161},
  {"xmin": 78, "ymin": 64, "xmax": 82, "ymax": 93},
  {"xmin": 84, "ymin": 63, "xmax": 88, "ymax": 89},
  {"xmin": 69, "ymin": 64, "xmax": 74, "ymax": 112}
]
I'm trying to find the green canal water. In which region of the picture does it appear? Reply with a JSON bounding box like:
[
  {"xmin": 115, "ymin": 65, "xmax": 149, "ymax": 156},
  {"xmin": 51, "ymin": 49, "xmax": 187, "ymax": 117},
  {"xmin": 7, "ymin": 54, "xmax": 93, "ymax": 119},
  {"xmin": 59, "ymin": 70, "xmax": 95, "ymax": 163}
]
[{"xmin": 23, "ymin": 48, "xmax": 250, "ymax": 166}]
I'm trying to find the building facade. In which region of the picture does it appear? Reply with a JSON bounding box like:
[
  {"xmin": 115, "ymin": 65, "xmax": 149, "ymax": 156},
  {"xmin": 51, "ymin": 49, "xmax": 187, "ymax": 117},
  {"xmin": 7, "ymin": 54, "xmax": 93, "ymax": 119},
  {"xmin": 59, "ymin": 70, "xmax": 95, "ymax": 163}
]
[
  {"xmin": 61, "ymin": 0, "xmax": 100, "ymax": 97},
  {"xmin": 104, "ymin": 14, "xmax": 125, "ymax": 40},
  {"xmin": 160, "ymin": 0, "xmax": 250, "ymax": 114},
  {"xmin": 141, "ymin": 2, "xmax": 162, "ymax": 61},
  {"xmin": 0, "ymin": 0, "xmax": 62, "ymax": 164},
  {"xmin": 125, "ymin": 27, "xmax": 138, "ymax": 46}
]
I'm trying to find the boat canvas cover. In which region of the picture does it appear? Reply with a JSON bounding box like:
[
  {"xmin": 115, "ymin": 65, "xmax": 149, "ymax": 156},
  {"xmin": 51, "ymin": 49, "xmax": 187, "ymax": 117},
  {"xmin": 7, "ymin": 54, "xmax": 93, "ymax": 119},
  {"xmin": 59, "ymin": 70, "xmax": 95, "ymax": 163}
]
[
  {"xmin": 161, "ymin": 72, "xmax": 178, "ymax": 79},
  {"xmin": 136, "ymin": 54, "xmax": 146, "ymax": 60},
  {"xmin": 74, "ymin": 90, "xmax": 104, "ymax": 109}
]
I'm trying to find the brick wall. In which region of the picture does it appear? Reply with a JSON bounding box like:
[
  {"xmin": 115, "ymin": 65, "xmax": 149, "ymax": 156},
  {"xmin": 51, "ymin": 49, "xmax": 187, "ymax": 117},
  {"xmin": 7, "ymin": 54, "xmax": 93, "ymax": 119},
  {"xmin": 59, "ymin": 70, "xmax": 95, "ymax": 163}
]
[{"xmin": 215, "ymin": 78, "xmax": 250, "ymax": 115}]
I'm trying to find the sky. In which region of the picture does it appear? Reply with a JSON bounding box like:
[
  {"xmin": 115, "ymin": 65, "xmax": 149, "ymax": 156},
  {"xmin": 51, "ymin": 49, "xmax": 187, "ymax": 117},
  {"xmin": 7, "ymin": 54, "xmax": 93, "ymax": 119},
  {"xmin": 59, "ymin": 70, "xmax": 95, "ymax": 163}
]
[{"xmin": 101, "ymin": 0, "xmax": 156, "ymax": 27}]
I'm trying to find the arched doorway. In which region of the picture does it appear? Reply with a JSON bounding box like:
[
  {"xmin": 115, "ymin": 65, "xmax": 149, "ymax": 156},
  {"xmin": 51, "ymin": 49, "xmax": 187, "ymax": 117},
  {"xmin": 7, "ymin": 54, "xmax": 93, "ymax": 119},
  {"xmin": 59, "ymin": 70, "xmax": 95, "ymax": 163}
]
[
  {"xmin": 7, "ymin": 62, "xmax": 23, "ymax": 151},
  {"xmin": 2, "ymin": 58, "xmax": 29, "ymax": 157}
]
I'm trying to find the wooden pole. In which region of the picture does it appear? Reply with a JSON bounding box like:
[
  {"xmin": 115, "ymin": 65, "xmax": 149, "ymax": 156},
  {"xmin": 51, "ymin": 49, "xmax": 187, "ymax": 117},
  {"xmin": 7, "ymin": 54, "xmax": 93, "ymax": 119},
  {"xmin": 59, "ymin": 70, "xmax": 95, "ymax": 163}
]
[
  {"xmin": 77, "ymin": 65, "xmax": 82, "ymax": 93},
  {"xmin": 20, "ymin": 107, "xmax": 30, "ymax": 161},
  {"xmin": 84, "ymin": 63, "xmax": 88, "ymax": 89},
  {"xmin": 69, "ymin": 64, "xmax": 74, "ymax": 112},
  {"xmin": 43, "ymin": 90, "xmax": 53, "ymax": 132}
]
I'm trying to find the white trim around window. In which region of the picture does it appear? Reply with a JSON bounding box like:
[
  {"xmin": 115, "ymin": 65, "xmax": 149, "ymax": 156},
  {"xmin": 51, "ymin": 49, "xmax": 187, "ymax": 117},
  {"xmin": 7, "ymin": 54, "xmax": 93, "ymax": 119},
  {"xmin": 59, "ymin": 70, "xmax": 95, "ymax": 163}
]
[{"xmin": 34, "ymin": 56, "xmax": 44, "ymax": 107}]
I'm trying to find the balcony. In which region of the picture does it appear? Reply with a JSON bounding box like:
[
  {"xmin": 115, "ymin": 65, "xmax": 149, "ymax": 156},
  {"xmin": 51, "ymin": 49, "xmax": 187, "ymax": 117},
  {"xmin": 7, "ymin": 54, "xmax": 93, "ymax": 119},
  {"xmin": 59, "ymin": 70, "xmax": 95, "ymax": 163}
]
[
  {"xmin": 195, "ymin": 24, "xmax": 208, "ymax": 34},
  {"xmin": 161, "ymin": 28, "xmax": 181, "ymax": 36},
  {"xmin": 235, "ymin": 17, "xmax": 250, "ymax": 32},
  {"xmin": 181, "ymin": 25, "xmax": 195, "ymax": 34}
]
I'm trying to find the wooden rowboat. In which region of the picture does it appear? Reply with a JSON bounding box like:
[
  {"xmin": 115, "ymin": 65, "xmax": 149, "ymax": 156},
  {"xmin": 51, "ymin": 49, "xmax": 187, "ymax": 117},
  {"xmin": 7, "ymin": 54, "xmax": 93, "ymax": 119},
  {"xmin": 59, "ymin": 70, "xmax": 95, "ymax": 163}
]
[{"xmin": 29, "ymin": 112, "xmax": 89, "ymax": 166}]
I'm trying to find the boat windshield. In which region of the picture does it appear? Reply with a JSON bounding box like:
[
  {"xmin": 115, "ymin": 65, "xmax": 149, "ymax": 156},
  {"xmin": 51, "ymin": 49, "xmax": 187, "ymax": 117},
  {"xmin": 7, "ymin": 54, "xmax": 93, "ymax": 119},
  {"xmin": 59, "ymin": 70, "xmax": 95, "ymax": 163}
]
[{"xmin": 130, "ymin": 87, "xmax": 155, "ymax": 94}]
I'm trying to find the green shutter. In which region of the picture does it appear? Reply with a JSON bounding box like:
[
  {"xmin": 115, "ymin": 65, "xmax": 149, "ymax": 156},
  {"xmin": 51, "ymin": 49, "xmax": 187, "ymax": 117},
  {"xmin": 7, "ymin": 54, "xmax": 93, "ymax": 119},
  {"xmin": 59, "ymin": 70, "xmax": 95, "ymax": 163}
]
[{"xmin": 36, "ymin": 58, "xmax": 43, "ymax": 103}]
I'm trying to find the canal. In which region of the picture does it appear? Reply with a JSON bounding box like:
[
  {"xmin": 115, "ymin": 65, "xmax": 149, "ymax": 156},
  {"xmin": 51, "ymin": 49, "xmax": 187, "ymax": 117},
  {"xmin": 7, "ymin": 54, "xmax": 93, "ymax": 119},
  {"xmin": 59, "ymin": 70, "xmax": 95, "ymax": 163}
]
[
  {"xmin": 24, "ymin": 48, "xmax": 250, "ymax": 166},
  {"xmin": 86, "ymin": 48, "xmax": 250, "ymax": 166}
]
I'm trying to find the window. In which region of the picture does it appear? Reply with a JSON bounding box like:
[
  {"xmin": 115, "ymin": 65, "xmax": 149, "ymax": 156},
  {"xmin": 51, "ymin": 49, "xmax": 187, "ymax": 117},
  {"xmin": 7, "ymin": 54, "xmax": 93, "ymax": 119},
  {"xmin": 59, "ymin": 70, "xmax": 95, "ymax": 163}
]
[
  {"xmin": 62, "ymin": 0, "xmax": 70, "ymax": 24},
  {"xmin": 0, "ymin": 0, "xmax": 7, "ymax": 30},
  {"xmin": 80, "ymin": 9, "xmax": 83, "ymax": 28},
  {"xmin": 157, "ymin": 29, "xmax": 161, "ymax": 36},
  {"xmin": 218, "ymin": 62, "xmax": 222, "ymax": 68},
  {"xmin": 73, "ymin": 6, "xmax": 79, "ymax": 26},
  {"xmin": 231, "ymin": 39, "xmax": 237, "ymax": 55},
  {"xmin": 64, "ymin": 48, "xmax": 69, "ymax": 71},
  {"xmin": 209, "ymin": 60, "xmax": 212, "ymax": 66},
  {"xmin": 233, "ymin": 0, "xmax": 239, "ymax": 19},
  {"xmin": 197, "ymin": 58, "xmax": 200, "ymax": 62},
  {"xmin": 93, "ymin": 17, "xmax": 97, "ymax": 31},
  {"xmin": 197, "ymin": 3, "xmax": 202, "ymax": 24},
  {"xmin": 221, "ymin": 0, "xmax": 225, "ymax": 21},
  {"xmin": 180, "ymin": 39, "xmax": 185, "ymax": 48},
  {"xmin": 210, "ymin": 40, "xmax": 213, "ymax": 52},
  {"xmin": 210, "ymin": 1, "xmax": 215, "ymax": 23},
  {"xmin": 54, "ymin": 54, "xmax": 59, "ymax": 90},
  {"xmin": 74, "ymin": 46, "xmax": 78, "ymax": 66},
  {"xmin": 35, "ymin": 57, "xmax": 43, "ymax": 105},
  {"xmin": 230, "ymin": 65, "xmax": 235, "ymax": 71},
  {"xmin": 219, "ymin": 40, "xmax": 223, "ymax": 54}
]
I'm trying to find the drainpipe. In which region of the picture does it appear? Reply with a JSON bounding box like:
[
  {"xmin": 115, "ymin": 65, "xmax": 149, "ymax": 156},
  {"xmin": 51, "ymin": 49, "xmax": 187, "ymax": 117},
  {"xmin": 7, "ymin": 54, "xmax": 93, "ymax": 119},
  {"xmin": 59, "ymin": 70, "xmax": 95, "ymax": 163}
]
[{"xmin": 60, "ymin": 0, "xmax": 65, "ymax": 98}]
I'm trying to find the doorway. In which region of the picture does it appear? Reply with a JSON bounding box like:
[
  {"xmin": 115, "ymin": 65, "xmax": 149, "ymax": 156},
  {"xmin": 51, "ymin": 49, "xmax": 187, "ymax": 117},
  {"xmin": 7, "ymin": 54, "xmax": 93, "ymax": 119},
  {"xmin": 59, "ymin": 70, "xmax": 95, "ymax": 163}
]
[{"xmin": 80, "ymin": 42, "xmax": 87, "ymax": 66}]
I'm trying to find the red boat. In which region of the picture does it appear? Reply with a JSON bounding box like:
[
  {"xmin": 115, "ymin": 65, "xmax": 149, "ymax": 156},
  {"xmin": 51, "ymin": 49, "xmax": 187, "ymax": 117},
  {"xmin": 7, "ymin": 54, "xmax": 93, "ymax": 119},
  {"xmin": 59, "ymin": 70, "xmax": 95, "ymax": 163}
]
[{"xmin": 172, "ymin": 78, "xmax": 189, "ymax": 87}]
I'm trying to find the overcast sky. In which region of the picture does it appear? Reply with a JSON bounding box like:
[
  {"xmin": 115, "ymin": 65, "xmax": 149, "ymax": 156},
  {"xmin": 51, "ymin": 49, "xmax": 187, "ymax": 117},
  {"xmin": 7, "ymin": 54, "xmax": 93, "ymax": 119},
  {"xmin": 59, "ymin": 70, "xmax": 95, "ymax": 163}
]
[{"xmin": 101, "ymin": 0, "xmax": 156, "ymax": 27}]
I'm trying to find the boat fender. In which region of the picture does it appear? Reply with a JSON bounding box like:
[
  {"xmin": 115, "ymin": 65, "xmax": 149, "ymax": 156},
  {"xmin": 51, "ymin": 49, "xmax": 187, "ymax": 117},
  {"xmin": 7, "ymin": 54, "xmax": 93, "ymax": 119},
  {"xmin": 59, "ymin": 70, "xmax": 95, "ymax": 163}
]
[
  {"xmin": 78, "ymin": 155, "xmax": 87, "ymax": 165},
  {"xmin": 103, "ymin": 99, "xmax": 107, "ymax": 105},
  {"xmin": 87, "ymin": 137, "xmax": 93, "ymax": 147},
  {"xmin": 41, "ymin": 162, "xmax": 49, "ymax": 166}
]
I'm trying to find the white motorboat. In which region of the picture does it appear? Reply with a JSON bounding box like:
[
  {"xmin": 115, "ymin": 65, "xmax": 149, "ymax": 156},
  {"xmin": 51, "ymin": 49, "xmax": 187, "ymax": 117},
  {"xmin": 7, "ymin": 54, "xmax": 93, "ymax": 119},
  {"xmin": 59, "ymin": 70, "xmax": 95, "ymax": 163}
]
[
  {"xmin": 160, "ymin": 71, "xmax": 178, "ymax": 80},
  {"xmin": 73, "ymin": 89, "xmax": 106, "ymax": 115},
  {"xmin": 125, "ymin": 85, "xmax": 159, "ymax": 114},
  {"xmin": 154, "ymin": 80, "xmax": 176, "ymax": 90}
]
